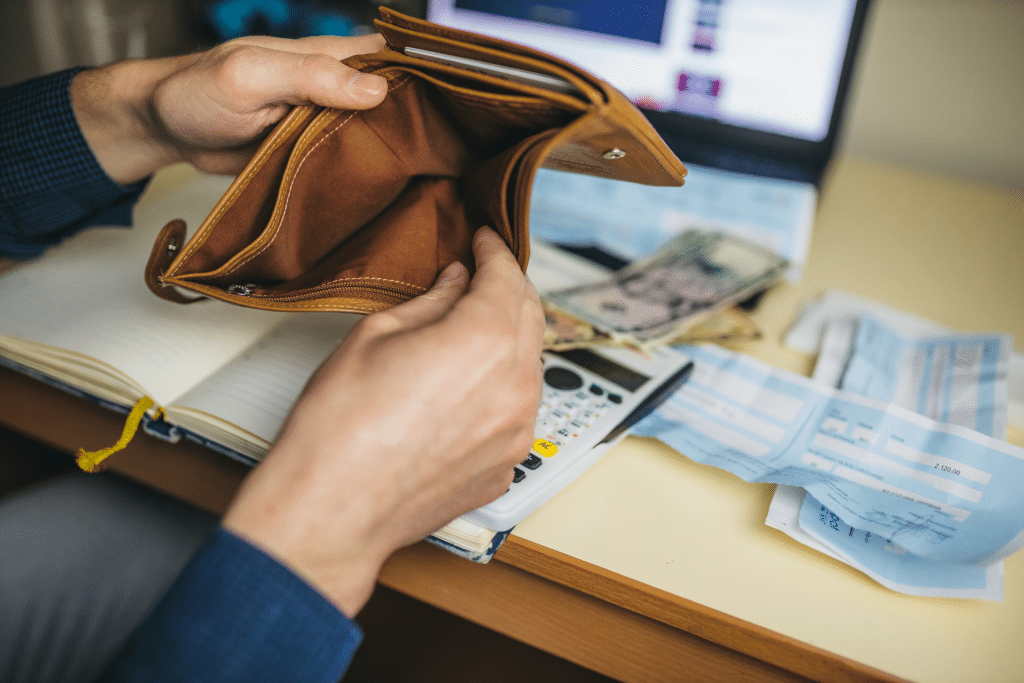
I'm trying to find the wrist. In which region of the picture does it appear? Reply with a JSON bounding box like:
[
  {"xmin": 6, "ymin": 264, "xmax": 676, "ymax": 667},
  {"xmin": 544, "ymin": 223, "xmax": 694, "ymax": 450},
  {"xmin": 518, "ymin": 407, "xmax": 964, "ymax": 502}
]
[
  {"xmin": 70, "ymin": 57, "xmax": 190, "ymax": 184},
  {"xmin": 223, "ymin": 511, "xmax": 387, "ymax": 619},
  {"xmin": 222, "ymin": 434, "xmax": 395, "ymax": 618}
]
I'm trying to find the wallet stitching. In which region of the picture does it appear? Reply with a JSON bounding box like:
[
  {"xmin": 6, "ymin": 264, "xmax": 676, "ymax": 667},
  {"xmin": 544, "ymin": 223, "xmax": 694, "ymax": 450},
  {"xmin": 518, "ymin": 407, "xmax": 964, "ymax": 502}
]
[
  {"xmin": 176, "ymin": 108, "xmax": 315, "ymax": 268},
  {"xmin": 250, "ymin": 302, "xmax": 386, "ymax": 311},
  {"xmin": 261, "ymin": 277, "xmax": 428, "ymax": 300},
  {"xmin": 253, "ymin": 301, "xmax": 386, "ymax": 311},
  {"xmin": 220, "ymin": 75, "xmax": 420, "ymax": 286},
  {"xmin": 215, "ymin": 109, "xmax": 359, "ymax": 277},
  {"xmin": 284, "ymin": 276, "xmax": 427, "ymax": 293}
]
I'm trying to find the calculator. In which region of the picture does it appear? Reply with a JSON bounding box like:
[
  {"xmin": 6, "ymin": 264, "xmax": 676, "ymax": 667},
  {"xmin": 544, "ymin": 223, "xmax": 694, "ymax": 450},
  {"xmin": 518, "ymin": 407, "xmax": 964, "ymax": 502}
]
[{"xmin": 460, "ymin": 344, "xmax": 694, "ymax": 531}]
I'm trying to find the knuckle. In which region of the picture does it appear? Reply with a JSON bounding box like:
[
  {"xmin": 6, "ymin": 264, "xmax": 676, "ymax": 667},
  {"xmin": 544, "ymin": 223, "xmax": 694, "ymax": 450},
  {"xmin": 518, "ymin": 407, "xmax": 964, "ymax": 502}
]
[
  {"xmin": 353, "ymin": 310, "xmax": 403, "ymax": 339},
  {"xmin": 299, "ymin": 53, "xmax": 343, "ymax": 86},
  {"xmin": 210, "ymin": 45, "xmax": 264, "ymax": 96}
]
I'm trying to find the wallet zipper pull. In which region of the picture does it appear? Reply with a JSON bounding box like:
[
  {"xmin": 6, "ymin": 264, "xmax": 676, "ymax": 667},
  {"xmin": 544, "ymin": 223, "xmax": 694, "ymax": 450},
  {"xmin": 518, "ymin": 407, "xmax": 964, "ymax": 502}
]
[{"xmin": 227, "ymin": 284, "xmax": 258, "ymax": 296}]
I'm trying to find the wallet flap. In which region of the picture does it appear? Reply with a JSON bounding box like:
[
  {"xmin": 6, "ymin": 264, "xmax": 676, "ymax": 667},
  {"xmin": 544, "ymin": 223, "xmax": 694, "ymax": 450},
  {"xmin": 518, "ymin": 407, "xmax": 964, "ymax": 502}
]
[{"xmin": 373, "ymin": 9, "xmax": 686, "ymax": 188}]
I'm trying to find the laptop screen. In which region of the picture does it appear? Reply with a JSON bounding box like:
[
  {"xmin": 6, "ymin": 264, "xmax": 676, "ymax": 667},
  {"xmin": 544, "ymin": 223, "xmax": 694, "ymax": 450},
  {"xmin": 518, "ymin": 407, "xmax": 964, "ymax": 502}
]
[{"xmin": 426, "ymin": 0, "xmax": 869, "ymax": 181}]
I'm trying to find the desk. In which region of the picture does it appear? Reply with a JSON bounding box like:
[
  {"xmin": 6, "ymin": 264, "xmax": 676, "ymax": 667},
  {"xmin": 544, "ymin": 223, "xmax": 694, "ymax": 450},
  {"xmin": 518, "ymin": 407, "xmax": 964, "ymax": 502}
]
[{"xmin": 2, "ymin": 157, "xmax": 1022, "ymax": 683}]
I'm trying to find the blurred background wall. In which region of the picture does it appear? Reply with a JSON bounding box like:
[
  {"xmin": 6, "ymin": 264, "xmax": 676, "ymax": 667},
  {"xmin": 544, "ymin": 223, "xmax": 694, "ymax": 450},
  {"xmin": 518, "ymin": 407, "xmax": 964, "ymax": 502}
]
[
  {"xmin": 838, "ymin": 0, "xmax": 1023, "ymax": 194},
  {"xmin": 1, "ymin": 0, "xmax": 1021, "ymax": 193}
]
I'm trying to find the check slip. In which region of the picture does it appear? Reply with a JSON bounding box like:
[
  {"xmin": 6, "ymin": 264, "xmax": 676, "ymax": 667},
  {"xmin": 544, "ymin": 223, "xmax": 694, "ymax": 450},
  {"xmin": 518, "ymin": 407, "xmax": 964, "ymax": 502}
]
[{"xmin": 632, "ymin": 343, "xmax": 1024, "ymax": 600}]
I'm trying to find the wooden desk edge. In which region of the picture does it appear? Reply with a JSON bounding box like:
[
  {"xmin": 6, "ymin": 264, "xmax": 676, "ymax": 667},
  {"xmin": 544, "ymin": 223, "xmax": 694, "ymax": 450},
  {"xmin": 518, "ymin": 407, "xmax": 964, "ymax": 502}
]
[
  {"xmin": 1, "ymin": 365, "xmax": 905, "ymax": 683},
  {"xmin": 497, "ymin": 536, "xmax": 906, "ymax": 683}
]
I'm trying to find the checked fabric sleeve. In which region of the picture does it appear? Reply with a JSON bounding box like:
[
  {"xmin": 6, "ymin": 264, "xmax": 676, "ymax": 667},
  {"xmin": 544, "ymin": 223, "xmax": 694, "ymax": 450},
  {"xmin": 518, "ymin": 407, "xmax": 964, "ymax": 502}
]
[{"xmin": 0, "ymin": 68, "xmax": 147, "ymax": 257}]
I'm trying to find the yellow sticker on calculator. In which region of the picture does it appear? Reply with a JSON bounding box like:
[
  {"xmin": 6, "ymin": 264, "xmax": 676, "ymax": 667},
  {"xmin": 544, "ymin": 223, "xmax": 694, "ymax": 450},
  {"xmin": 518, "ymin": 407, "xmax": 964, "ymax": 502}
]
[{"xmin": 533, "ymin": 438, "xmax": 558, "ymax": 457}]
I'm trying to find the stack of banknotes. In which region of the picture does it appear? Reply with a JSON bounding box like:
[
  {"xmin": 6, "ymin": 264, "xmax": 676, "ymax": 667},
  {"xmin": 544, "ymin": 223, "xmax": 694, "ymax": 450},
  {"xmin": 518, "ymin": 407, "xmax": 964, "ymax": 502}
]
[{"xmin": 541, "ymin": 230, "xmax": 788, "ymax": 351}]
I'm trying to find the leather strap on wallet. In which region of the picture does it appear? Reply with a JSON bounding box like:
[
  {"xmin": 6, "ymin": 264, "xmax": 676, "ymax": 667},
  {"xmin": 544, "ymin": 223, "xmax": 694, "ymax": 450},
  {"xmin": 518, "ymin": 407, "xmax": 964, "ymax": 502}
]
[{"xmin": 146, "ymin": 8, "xmax": 686, "ymax": 313}]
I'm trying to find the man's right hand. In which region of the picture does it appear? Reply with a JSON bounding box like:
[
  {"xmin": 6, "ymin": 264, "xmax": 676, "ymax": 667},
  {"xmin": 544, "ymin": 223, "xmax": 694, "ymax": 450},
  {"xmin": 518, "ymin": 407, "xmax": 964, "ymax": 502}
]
[{"xmin": 223, "ymin": 227, "xmax": 545, "ymax": 617}]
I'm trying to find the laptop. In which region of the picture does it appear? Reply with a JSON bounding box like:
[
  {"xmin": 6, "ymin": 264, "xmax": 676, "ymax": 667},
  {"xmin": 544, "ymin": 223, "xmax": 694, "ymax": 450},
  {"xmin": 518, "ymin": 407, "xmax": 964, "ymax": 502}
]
[{"xmin": 423, "ymin": 0, "xmax": 872, "ymax": 278}]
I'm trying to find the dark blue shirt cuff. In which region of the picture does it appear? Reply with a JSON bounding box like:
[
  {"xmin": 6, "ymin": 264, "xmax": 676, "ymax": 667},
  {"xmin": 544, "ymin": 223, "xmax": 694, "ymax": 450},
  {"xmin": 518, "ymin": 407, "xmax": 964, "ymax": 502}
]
[
  {"xmin": 102, "ymin": 526, "xmax": 362, "ymax": 683},
  {"xmin": 0, "ymin": 68, "xmax": 148, "ymax": 258}
]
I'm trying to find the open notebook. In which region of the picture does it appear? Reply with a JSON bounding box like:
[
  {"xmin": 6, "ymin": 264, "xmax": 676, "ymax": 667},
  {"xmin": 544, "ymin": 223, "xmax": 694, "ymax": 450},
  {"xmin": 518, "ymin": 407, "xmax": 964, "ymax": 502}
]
[
  {"xmin": 0, "ymin": 166, "xmax": 510, "ymax": 563},
  {"xmin": 426, "ymin": 0, "xmax": 871, "ymax": 277}
]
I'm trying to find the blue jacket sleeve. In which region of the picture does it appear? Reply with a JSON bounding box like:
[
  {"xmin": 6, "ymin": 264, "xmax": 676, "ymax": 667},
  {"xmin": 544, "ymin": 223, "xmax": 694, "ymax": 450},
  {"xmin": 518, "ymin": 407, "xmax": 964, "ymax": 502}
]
[
  {"xmin": 0, "ymin": 68, "xmax": 148, "ymax": 258},
  {"xmin": 102, "ymin": 526, "xmax": 363, "ymax": 682}
]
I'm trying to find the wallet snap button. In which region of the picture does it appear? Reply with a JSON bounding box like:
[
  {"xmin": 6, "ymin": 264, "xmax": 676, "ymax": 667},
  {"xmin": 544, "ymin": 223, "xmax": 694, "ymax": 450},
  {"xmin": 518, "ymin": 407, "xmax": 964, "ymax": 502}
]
[
  {"xmin": 602, "ymin": 148, "xmax": 627, "ymax": 160},
  {"xmin": 227, "ymin": 284, "xmax": 258, "ymax": 296}
]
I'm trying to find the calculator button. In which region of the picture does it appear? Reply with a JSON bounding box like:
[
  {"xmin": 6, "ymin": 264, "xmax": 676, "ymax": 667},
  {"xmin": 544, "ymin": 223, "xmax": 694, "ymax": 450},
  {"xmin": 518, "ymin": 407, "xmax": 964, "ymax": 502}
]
[
  {"xmin": 548, "ymin": 409, "xmax": 571, "ymax": 425},
  {"xmin": 521, "ymin": 454, "xmax": 542, "ymax": 470},
  {"xmin": 608, "ymin": 393, "xmax": 622, "ymax": 404},
  {"xmin": 558, "ymin": 401, "xmax": 583, "ymax": 417},
  {"xmin": 533, "ymin": 438, "xmax": 559, "ymax": 457},
  {"xmin": 536, "ymin": 420, "xmax": 559, "ymax": 434},
  {"xmin": 543, "ymin": 367, "xmax": 584, "ymax": 391},
  {"xmin": 512, "ymin": 467, "xmax": 526, "ymax": 483},
  {"xmin": 589, "ymin": 384, "xmax": 604, "ymax": 396}
]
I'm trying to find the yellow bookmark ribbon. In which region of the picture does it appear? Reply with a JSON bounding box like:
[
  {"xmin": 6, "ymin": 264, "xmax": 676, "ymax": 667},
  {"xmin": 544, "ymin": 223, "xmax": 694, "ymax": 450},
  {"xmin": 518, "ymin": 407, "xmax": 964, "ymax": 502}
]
[{"xmin": 76, "ymin": 397, "xmax": 163, "ymax": 473}]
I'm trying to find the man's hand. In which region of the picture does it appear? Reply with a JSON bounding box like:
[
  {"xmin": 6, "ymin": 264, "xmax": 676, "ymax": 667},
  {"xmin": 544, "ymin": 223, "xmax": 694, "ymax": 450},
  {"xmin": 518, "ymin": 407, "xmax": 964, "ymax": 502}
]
[
  {"xmin": 222, "ymin": 228, "xmax": 545, "ymax": 617},
  {"xmin": 71, "ymin": 33, "xmax": 387, "ymax": 184}
]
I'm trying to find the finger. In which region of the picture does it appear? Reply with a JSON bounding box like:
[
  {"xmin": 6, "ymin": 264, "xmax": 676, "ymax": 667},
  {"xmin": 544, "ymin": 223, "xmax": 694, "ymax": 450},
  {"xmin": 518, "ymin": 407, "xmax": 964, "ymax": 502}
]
[
  {"xmin": 465, "ymin": 227, "xmax": 528, "ymax": 306},
  {"xmin": 270, "ymin": 50, "xmax": 387, "ymax": 109},
  {"xmin": 217, "ymin": 42, "xmax": 388, "ymax": 111},
  {"xmin": 518, "ymin": 276, "xmax": 546, "ymax": 361},
  {"xmin": 232, "ymin": 34, "xmax": 387, "ymax": 108},
  {"xmin": 372, "ymin": 261, "xmax": 470, "ymax": 332}
]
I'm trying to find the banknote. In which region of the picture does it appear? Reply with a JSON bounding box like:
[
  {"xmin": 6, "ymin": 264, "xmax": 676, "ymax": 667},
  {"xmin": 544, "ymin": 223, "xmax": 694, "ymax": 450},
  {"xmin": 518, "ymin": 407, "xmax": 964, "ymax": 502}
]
[
  {"xmin": 666, "ymin": 305, "xmax": 763, "ymax": 345},
  {"xmin": 543, "ymin": 301, "xmax": 761, "ymax": 351},
  {"xmin": 546, "ymin": 230, "xmax": 788, "ymax": 344},
  {"xmin": 541, "ymin": 302, "xmax": 618, "ymax": 351}
]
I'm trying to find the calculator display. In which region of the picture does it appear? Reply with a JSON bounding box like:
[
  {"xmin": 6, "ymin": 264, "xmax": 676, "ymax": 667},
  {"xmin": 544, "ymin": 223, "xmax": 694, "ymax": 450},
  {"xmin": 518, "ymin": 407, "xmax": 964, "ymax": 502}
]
[{"xmin": 550, "ymin": 349, "xmax": 650, "ymax": 393}]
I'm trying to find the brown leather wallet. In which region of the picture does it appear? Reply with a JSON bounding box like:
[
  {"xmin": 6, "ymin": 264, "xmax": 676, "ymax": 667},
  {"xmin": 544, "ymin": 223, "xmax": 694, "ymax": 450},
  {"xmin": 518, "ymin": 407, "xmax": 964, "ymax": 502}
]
[{"xmin": 145, "ymin": 8, "xmax": 686, "ymax": 313}]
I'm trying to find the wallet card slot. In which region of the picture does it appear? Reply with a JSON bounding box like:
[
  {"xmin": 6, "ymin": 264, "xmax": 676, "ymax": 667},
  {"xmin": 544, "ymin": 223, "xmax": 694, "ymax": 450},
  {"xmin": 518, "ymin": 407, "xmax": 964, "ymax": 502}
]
[
  {"xmin": 375, "ymin": 16, "xmax": 604, "ymax": 104},
  {"xmin": 355, "ymin": 49, "xmax": 593, "ymax": 112}
]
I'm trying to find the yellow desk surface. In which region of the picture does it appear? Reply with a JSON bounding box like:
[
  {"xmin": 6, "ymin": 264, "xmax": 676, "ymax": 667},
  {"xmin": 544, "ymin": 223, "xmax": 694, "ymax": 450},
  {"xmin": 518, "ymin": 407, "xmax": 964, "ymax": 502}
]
[{"xmin": 513, "ymin": 156, "xmax": 1024, "ymax": 683}]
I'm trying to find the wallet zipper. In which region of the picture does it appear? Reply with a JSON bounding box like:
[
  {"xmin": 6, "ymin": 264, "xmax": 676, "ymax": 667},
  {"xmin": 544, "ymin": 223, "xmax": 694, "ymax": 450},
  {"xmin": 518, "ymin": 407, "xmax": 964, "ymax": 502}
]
[{"xmin": 226, "ymin": 278, "xmax": 423, "ymax": 304}]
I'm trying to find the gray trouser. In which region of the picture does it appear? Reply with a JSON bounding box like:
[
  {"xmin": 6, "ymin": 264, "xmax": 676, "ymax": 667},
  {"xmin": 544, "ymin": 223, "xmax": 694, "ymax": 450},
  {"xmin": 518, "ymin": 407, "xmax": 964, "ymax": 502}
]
[{"xmin": 0, "ymin": 472, "xmax": 218, "ymax": 683}]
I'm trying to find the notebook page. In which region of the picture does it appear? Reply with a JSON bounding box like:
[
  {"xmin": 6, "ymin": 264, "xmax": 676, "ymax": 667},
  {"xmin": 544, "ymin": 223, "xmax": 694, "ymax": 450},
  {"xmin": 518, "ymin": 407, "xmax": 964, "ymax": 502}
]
[
  {"xmin": 166, "ymin": 312, "xmax": 363, "ymax": 449},
  {"xmin": 0, "ymin": 166, "xmax": 292, "ymax": 407}
]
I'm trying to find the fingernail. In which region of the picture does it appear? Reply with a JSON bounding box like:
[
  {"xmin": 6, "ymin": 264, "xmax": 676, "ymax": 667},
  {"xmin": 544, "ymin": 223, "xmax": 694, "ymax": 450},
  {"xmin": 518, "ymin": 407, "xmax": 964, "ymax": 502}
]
[
  {"xmin": 437, "ymin": 262, "xmax": 467, "ymax": 284},
  {"xmin": 348, "ymin": 71, "xmax": 386, "ymax": 98}
]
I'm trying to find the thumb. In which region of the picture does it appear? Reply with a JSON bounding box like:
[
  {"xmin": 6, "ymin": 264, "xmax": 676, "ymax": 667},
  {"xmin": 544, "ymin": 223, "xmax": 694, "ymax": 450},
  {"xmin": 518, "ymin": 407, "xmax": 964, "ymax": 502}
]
[
  {"xmin": 207, "ymin": 38, "xmax": 388, "ymax": 112},
  {"xmin": 260, "ymin": 50, "xmax": 387, "ymax": 110},
  {"xmin": 293, "ymin": 56, "xmax": 387, "ymax": 109},
  {"xmin": 379, "ymin": 262, "xmax": 470, "ymax": 331}
]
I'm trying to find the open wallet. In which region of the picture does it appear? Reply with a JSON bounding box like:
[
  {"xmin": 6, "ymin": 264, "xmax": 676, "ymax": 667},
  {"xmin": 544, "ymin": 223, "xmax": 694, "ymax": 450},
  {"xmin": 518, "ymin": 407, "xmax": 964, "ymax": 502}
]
[{"xmin": 145, "ymin": 8, "xmax": 687, "ymax": 313}]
